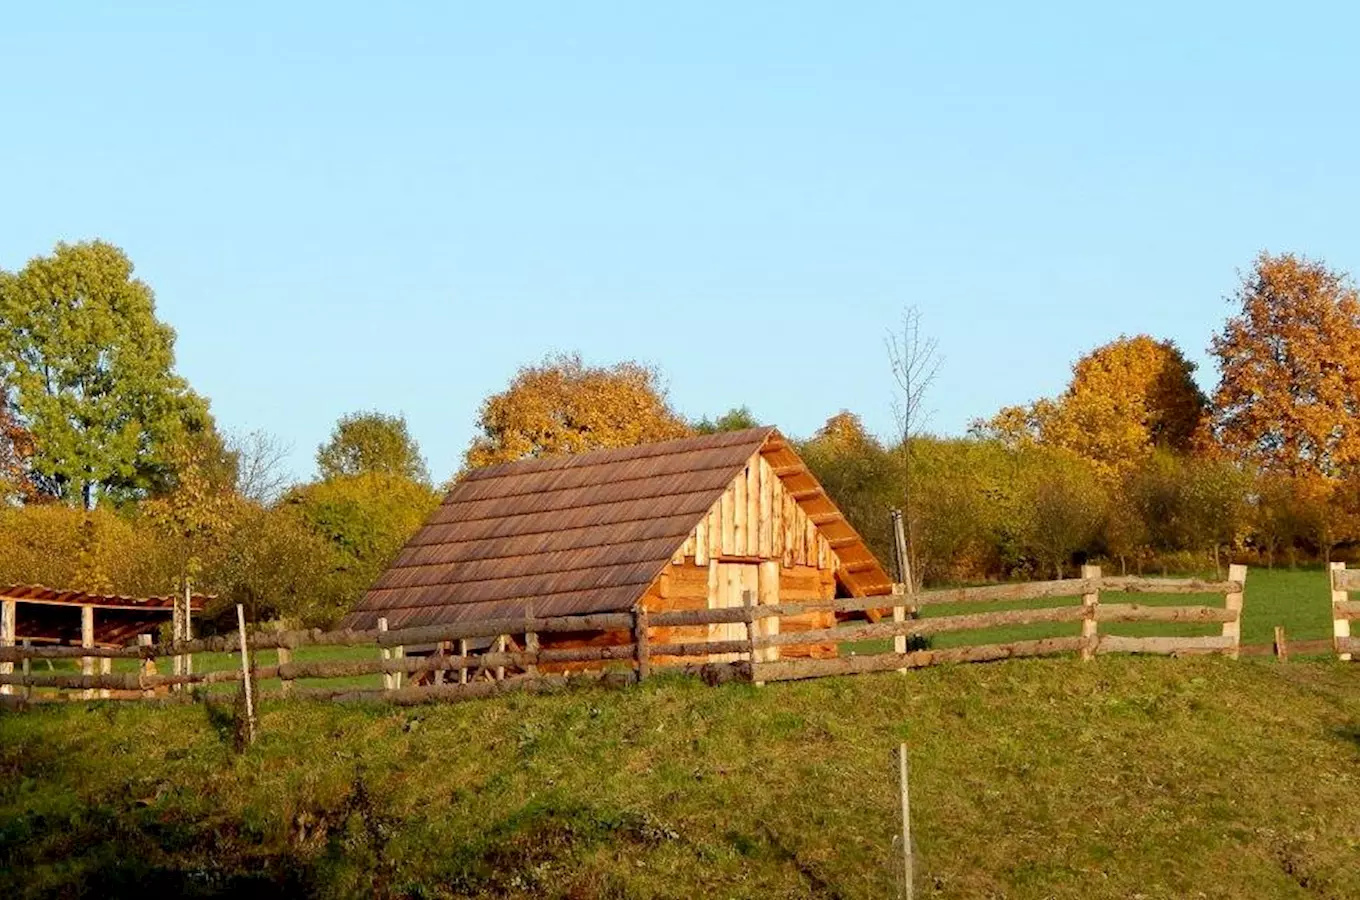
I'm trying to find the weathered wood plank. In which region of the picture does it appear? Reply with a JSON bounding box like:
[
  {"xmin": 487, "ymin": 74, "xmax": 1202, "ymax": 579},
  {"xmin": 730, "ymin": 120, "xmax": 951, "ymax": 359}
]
[
  {"xmin": 1100, "ymin": 576, "xmax": 1241, "ymax": 595},
  {"xmin": 753, "ymin": 605, "xmax": 1085, "ymax": 648},
  {"xmin": 1334, "ymin": 600, "xmax": 1360, "ymax": 619},
  {"xmin": 1096, "ymin": 635, "xmax": 1236, "ymax": 656},
  {"xmin": 1095, "ymin": 604, "xmax": 1236, "ymax": 624},
  {"xmin": 1331, "ymin": 567, "xmax": 1360, "ymax": 592},
  {"xmin": 752, "ymin": 637, "xmax": 1086, "ymax": 682}
]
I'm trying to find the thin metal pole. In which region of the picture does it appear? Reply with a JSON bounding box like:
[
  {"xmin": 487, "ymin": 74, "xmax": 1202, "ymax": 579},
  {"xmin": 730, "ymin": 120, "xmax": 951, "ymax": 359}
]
[
  {"xmin": 898, "ymin": 743, "xmax": 914, "ymax": 900},
  {"xmin": 236, "ymin": 604, "xmax": 256, "ymax": 745}
]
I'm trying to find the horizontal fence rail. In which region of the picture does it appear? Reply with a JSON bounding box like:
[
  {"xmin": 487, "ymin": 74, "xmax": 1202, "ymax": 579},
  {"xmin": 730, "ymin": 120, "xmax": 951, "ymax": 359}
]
[{"xmin": 0, "ymin": 568, "xmax": 1268, "ymax": 711}]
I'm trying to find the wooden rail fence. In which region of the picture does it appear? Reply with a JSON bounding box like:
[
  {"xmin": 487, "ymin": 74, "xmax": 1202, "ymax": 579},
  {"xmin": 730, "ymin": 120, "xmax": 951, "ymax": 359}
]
[
  {"xmin": 0, "ymin": 568, "xmax": 1262, "ymax": 708},
  {"xmin": 1330, "ymin": 562, "xmax": 1360, "ymax": 662}
]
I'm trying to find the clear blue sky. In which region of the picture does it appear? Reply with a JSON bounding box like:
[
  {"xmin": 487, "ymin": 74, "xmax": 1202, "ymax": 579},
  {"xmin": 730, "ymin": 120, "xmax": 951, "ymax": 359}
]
[{"xmin": 4, "ymin": 2, "xmax": 1358, "ymax": 483}]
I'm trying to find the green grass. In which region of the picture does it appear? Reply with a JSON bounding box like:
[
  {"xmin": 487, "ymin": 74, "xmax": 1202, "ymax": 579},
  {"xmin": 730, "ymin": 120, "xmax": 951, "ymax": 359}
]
[
  {"xmin": 2, "ymin": 656, "xmax": 1358, "ymax": 898},
  {"xmin": 844, "ymin": 566, "xmax": 1338, "ymax": 657}
]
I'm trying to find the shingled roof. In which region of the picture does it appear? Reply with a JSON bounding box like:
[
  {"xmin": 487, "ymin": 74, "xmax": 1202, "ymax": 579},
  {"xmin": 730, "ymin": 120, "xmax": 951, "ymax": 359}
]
[{"xmin": 342, "ymin": 427, "xmax": 891, "ymax": 630}]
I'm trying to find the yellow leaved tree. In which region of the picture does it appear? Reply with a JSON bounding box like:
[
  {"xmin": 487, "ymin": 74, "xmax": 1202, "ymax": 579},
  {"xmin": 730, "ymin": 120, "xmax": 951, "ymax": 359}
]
[{"xmin": 463, "ymin": 354, "xmax": 692, "ymax": 470}]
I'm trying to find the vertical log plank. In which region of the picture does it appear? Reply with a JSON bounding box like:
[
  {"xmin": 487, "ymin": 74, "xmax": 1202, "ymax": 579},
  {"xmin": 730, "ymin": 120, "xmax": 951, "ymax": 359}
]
[
  {"xmin": 277, "ymin": 647, "xmax": 294, "ymax": 696},
  {"xmin": 1331, "ymin": 562, "xmax": 1351, "ymax": 662},
  {"xmin": 138, "ymin": 634, "xmax": 155, "ymax": 699},
  {"xmin": 81, "ymin": 605, "xmax": 95, "ymax": 700},
  {"xmin": 1273, "ymin": 625, "xmax": 1288, "ymax": 662},
  {"xmin": 634, "ymin": 605, "xmax": 651, "ymax": 683},
  {"xmin": 0, "ymin": 598, "xmax": 14, "ymax": 696},
  {"xmin": 458, "ymin": 639, "xmax": 468, "ymax": 684},
  {"xmin": 758, "ymin": 560, "xmax": 780, "ymax": 663},
  {"xmin": 98, "ymin": 657, "xmax": 111, "ymax": 699},
  {"xmin": 495, "ymin": 635, "xmax": 506, "ymax": 681},
  {"xmin": 525, "ymin": 603, "xmax": 539, "ymax": 678},
  {"xmin": 1080, "ymin": 565, "xmax": 1101, "ymax": 662},
  {"xmin": 744, "ymin": 589, "xmax": 763, "ymax": 687},
  {"xmin": 1224, "ymin": 564, "xmax": 1247, "ymax": 660},
  {"xmin": 21, "ymin": 639, "xmax": 32, "ymax": 702},
  {"xmin": 378, "ymin": 618, "xmax": 393, "ymax": 690}
]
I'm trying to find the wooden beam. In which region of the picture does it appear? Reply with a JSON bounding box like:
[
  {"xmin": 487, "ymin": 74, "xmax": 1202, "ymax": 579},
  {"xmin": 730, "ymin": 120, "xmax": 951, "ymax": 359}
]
[
  {"xmin": 809, "ymin": 512, "xmax": 843, "ymax": 525},
  {"xmin": 770, "ymin": 464, "xmax": 804, "ymax": 477},
  {"xmin": 0, "ymin": 599, "xmax": 13, "ymax": 696},
  {"xmin": 81, "ymin": 606, "xmax": 94, "ymax": 701},
  {"xmin": 790, "ymin": 488, "xmax": 823, "ymax": 501}
]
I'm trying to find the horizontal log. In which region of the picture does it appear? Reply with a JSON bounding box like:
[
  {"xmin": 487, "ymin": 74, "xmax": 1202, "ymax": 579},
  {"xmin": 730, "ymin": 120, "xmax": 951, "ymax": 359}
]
[
  {"xmin": 1099, "ymin": 577, "xmax": 1241, "ymax": 595},
  {"xmin": 1095, "ymin": 604, "xmax": 1236, "ymax": 624},
  {"xmin": 313, "ymin": 669, "xmax": 634, "ymax": 706},
  {"xmin": 1333, "ymin": 600, "xmax": 1360, "ymax": 620},
  {"xmin": 752, "ymin": 605, "xmax": 1085, "ymax": 649},
  {"xmin": 0, "ymin": 644, "xmax": 151, "ymax": 662},
  {"xmin": 752, "ymin": 637, "xmax": 1087, "ymax": 682},
  {"xmin": 1332, "ymin": 569, "xmax": 1360, "ymax": 591},
  {"xmin": 651, "ymin": 660, "xmax": 751, "ymax": 685},
  {"xmin": 649, "ymin": 640, "xmax": 750, "ymax": 658},
  {"xmin": 1096, "ymin": 635, "xmax": 1235, "ymax": 656},
  {"xmin": 1337, "ymin": 636, "xmax": 1360, "ymax": 656},
  {"xmin": 648, "ymin": 607, "xmax": 754, "ymax": 627},
  {"xmin": 910, "ymin": 578, "xmax": 1098, "ymax": 607}
]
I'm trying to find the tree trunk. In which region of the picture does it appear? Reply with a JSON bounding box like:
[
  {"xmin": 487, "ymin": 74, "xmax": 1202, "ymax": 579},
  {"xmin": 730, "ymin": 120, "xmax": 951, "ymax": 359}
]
[{"xmin": 1119, "ymin": 554, "xmax": 1127, "ymax": 576}]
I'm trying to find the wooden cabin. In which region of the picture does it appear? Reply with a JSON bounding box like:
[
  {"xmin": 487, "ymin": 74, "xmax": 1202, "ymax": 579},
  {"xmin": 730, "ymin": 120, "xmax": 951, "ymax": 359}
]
[{"xmin": 341, "ymin": 427, "xmax": 894, "ymax": 667}]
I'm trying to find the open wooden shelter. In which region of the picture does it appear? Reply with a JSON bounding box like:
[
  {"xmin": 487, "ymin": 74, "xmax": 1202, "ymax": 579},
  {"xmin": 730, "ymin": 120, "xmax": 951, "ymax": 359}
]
[
  {"xmin": 342, "ymin": 427, "xmax": 894, "ymax": 666},
  {"xmin": 0, "ymin": 584, "xmax": 208, "ymax": 647}
]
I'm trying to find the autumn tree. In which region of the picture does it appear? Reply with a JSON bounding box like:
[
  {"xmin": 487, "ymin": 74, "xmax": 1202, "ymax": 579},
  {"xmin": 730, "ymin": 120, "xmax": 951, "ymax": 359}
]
[
  {"xmin": 0, "ymin": 382, "xmax": 37, "ymax": 503},
  {"xmin": 318, "ymin": 411, "xmax": 429, "ymax": 483},
  {"xmin": 976, "ymin": 336, "xmax": 1207, "ymax": 476},
  {"xmin": 0, "ymin": 241, "xmax": 211, "ymax": 508},
  {"xmin": 464, "ymin": 354, "xmax": 691, "ymax": 469},
  {"xmin": 1212, "ymin": 252, "xmax": 1360, "ymax": 477}
]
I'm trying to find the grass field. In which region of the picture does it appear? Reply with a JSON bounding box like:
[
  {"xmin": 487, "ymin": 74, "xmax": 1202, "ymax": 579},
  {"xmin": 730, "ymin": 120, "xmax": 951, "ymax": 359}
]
[{"xmin": 2, "ymin": 655, "xmax": 1358, "ymax": 898}]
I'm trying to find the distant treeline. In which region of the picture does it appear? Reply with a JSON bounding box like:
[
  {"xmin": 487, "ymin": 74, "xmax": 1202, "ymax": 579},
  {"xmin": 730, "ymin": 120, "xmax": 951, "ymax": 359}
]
[{"xmin": 3, "ymin": 242, "xmax": 1359, "ymax": 627}]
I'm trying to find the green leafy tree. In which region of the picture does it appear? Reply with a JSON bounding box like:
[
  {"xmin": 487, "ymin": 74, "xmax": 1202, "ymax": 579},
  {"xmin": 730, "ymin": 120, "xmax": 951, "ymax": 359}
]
[
  {"xmin": 281, "ymin": 473, "xmax": 440, "ymax": 615},
  {"xmin": 317, "ymin": 411, "xmax": 429, "ymax": 483},
  {"xmin": 694, "ymin": 406, "xmax": 761, "ymax": 434},
  {"xmin": 0, "ymin": 241, "xmax": 210, "ymax": 508}
]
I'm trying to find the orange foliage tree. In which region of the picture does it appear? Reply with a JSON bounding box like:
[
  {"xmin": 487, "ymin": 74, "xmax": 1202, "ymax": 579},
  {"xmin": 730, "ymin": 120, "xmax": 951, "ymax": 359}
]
[
  {"xmin": 978, "ymin": 335, "xmax": 1207, "ymax": 476},
  {"xmin": 464, "ymin": 354, "xmax": 692, "ymax": 469},
  {"xmin": 1212, "ymin": 252, "xmax": 1360, "ymax": 478}
]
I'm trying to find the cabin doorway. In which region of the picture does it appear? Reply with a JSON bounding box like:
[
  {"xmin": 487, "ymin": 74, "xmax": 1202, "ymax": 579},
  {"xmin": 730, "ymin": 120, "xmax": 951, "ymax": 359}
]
[{"xmin": 708, "ymin": 560, "xmax": 780, "ymax": 663}]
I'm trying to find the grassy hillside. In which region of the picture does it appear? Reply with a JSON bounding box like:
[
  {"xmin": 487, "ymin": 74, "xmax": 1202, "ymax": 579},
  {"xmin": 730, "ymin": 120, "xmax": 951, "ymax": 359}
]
[{"xmin": 3, "ymin": 656, "xmax": 1359, "ymax": 899}]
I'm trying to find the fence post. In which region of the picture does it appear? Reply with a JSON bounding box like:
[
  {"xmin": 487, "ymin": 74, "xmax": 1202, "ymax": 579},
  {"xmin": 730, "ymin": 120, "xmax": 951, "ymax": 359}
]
[
  {"xmin": 495, "ymin": 635, "xmax": 506, "ymax": 682},
  {"xmin": 633, "ymin": 605, "xmax": 650, "ymax": 683},
  {"xmin": 21, "ymin": 639, "xmax": 32, "ymax": 702},
  {"xmin": 182, "ymin": 580, "xmax": 194, "ymax": 679},
  {"xmin": 172, "ymin": 590, "xmax": 184, "ymax": 682},
  {"xmin": 0, "ymin": 597, "xmax": 14, "ymax": 696},
  {"xmin": 897, "ymin": 743, "xmax": 914, "ymax": 900},
  {"xmin": 98, "ymin": 658, "xmax": 111, "ymax": 699},
  {"xmin": 1080, "ymin": 565, "xmax": 1101, "ymax": 661},
  {"xmin": 277, "ymin": 646, "xmax": 294, "ymax": 696},
  {"xmin": 1223, "ymin": 564, "xmax": 1247, "ymax": 660},
  {"xmin": 393, "ymin": 643, "xmax": 405, "ymax": 689},
  {"xmin": 1331, "ymin": 562, "xmax": 1351, "ymax": 662},
  {"xmin": 378, "ymin": 617, "xmax": 393, "ymax": 690},
  {"xmin": 434, "ymin": 642, "xmax": 449, "ymax": 685},
  {"xmin": 458, "ymin": 638, "xmax": 468, "ymax": 684},
  {"xmin": 744, "ymin": 589, "xmax": 764, "ymax": 687},
  {"xmin": 81, "ymin": 605, "xmax": 95, "ymax": 700},
  {"xmin": 138, "ymin": 634, "xmax": 155, "ymax": 699},
  {"xmin": 235, "ymin": 604, "xmax": 256, "ymax": 745},
  {"xmin": 1273, "ymin": 625, "xmax": 1288, "ymax": 662},
  {"xmin": 892, "ymin": 583, "xmax": 908, "ymax": 674},
  {"xmin": 524, "ymin": 603, "xmax": 539, "ymax": 679}
]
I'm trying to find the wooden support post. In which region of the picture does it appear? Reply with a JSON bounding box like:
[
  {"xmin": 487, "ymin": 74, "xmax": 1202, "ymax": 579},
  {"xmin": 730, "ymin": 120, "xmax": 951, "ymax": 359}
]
[
  {"xmin": 1273, "ymin": 625, "xmax": 1288, "ymax": 662},
  {"xmin": 277, "ymin": 647, "xmax": 294, "ymax": 696},
  {"xmin": 138, "ymin": 634, "xmax": 155, "ymax": 699},
  {"xmin": 378, "ymin": 618, "xmax": 393, "ymax": 691},
  {"xmin": 633, "ymin": 605, "xmax": 650, "ymax": 683},
  {"xmin": 21, "ymin": 639, "xmax": 32, "ymax": 702},
  {"xmin": 235, "ymin": 604, "xmax": 256, "ymax": 745},
  {"xmin": 744, "ymin": 589, "xmax": 763, "ymax": 686},
  {"xmin": 495, "ymin": 635, "xmax": 507, "ymax": 681},
  {"xmin": 393, "ymin": 643, "xmax": 405, "ymax": 689},
  {"xmin": 1080, "ymin": 565, "xmax": 1101, "ymax": 661},
  {"xmin": 524, "ymin": 603, "xmax": 539, "ymax": 678},
  {"xmin": 0, "ymin": 598, "xmax": 14, "ymax": 696},
  {"xmin": 758, "ymin": 559, "xmax": 780, "ymax": 664},
  {"xmin": 458, "ymin": 639, "xmax": 468, "ymax": 685},
  {"xmin": 1331, "ymin": 562, "xmax": 1351, "ymax": 662},
  {"xmin": 898, "ymin": 743, "xmax": 914, "ymax": 900},
  {"xmin": 1223, "ymin": 564, "xmax": 1247, "ymax": 660},
  {"xmin": 81, "ymin": 605, "xmax": 94, "ymax": 700}
]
